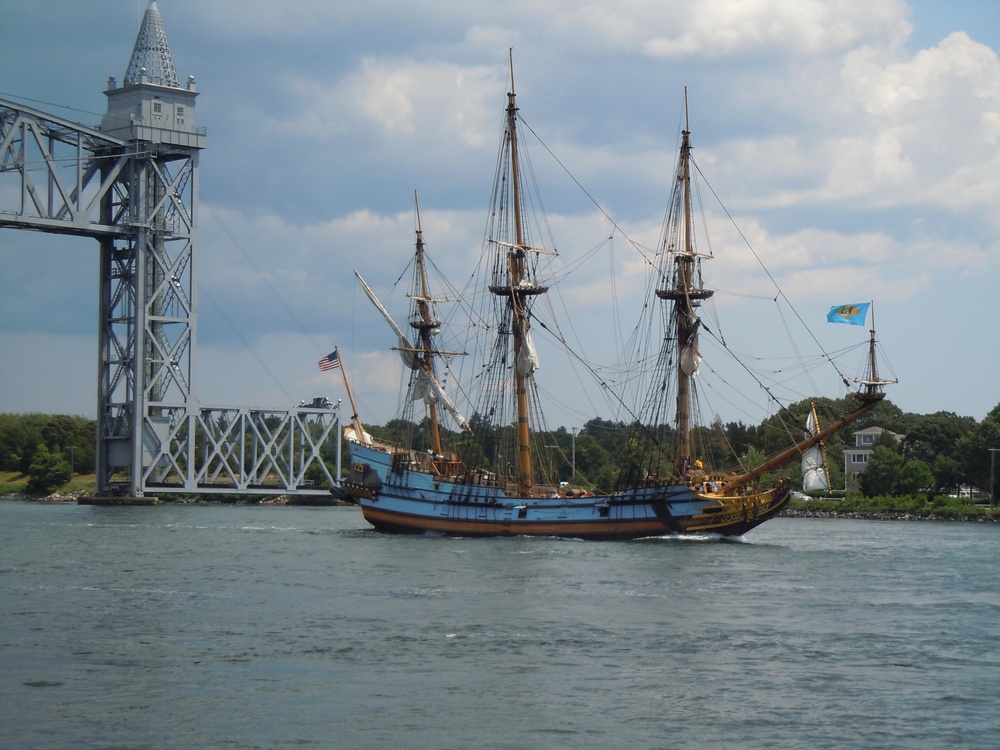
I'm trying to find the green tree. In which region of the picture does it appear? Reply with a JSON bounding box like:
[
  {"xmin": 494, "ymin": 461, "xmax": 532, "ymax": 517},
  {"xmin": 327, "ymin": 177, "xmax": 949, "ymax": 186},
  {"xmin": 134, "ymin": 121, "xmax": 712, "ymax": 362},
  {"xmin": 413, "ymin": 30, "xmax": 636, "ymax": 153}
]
[
  {"xmin": 931, "ymin": 454, "xmax": 963, "ymax": 495},
  {"xmin": 897, "ymin": 460, "xmax": 934, "ymax": 496},
  {"xmin": 902, "ymin": 412, "xmax": 975, "ymax": 465},
  {"xmin": 571, "ymin": 432, "xmax": 607, "ymax": 479},
  {"xmin": 26, "ymin": 444, "xmax": 73, "ymax": 494},
  {"xmin": 0, "ymin": 413, "xmax": 95, "ymax": 476},
  {"xmin": 0, "ymin": 412, "xmax": 47, "ymax": 473},
  {"xmin": 860, "ymin": 444, "xmax": 903, "ymax": 496},
  {"xmin": 957, "ymin": 403, "xmax": 1000, "ymax": 498}
]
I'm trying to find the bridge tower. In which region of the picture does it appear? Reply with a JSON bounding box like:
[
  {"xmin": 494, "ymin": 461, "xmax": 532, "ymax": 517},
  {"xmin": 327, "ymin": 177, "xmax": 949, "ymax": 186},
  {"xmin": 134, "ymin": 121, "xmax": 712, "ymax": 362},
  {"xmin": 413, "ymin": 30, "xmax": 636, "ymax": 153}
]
[
  {"xmin": 0, "ymin": 1, "xmax": 341, "ymax": 500},
  {"xmin": 96, "ymin": 1, "xmax": 205, "ymax": 494}
]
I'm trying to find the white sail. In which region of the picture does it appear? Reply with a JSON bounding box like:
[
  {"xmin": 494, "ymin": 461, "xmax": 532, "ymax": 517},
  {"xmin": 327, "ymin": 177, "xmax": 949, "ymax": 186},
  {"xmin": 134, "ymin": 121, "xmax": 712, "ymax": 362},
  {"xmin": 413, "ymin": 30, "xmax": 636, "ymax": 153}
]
[
  {"xmin": 343, "ymin": 424, "xmax": 373, "ymax": 446},
  {"xmin": 356, "ymin": 270, "xmax": 470, "ymax": 432},
  {"xmin": 412, "ymin": 369, "xmax": 470, "ymax": 432},
  {"xmin": 516, "ymin": 321, "xmax": 540, "ymax": 377},
  {"xmin": 411, "ymin": 368, "xmax": 435, "ymax": 404},
  {"xmin": 802, "ymin": 446, "xmax": 828, "ymax": 491},
  {"xmin": 680, "ymin": 341, "xmax": 701, "ymax": 377},
  {"xmin": 801, "ymin": 410, "xmax": 829, "ymax": 491}
]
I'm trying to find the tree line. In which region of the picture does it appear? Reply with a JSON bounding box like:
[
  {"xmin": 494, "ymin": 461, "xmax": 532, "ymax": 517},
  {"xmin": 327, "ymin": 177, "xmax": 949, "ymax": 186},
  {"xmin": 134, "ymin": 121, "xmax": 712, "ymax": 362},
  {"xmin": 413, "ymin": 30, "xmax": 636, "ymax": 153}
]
[
  {"xmin": 365, "ymin": 397, "xmax": 1000, "ymax": 499},
  {"xmin": 2, "ymin": 398, "xmax": 999, "ymax": 498},
  {"xmin": 0, "ymin": 413, "xmax": 96, "ymax": 494}
]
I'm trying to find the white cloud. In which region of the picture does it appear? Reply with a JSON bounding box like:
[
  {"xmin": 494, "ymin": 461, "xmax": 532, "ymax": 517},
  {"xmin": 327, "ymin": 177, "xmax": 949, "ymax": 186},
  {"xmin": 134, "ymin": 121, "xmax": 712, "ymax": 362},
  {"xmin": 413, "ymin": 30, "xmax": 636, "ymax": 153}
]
[
  {"xmin": 3, "ymin": 0, "xmax": 1000, "ymax": 426},
  {"xmin": 533, "ymin": 0, "xmax": 914, "ymax": 58},
  {"xmin": 271, "ymin": 58, "xmax": 504, "ymax": 150},
  {"xmin": 838, "ymin": 32, "xmax": 1000, "ymax": 211}
]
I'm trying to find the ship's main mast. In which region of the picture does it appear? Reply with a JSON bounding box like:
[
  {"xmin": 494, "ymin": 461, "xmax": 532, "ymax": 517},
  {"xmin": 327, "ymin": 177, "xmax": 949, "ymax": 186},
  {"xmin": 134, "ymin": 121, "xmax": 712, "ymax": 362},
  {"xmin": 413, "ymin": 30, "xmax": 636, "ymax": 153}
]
[
  {"xmin": 483, "ymin": 55, "xmax": 550, "ymax": 496},
  {"xmin": 506, "ymin": 69, "xmax": 535, "ymax": 495},
  {"xmin": 656, "ymin": 89, "xmax": 713, "ymax": 475}
]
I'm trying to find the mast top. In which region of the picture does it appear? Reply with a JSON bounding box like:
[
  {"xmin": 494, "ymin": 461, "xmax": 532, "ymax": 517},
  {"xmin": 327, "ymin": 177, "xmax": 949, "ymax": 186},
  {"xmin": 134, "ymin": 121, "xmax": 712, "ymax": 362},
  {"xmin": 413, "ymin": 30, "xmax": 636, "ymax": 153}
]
[
  {"xmin": 508, "ymin": 49, "xmax": 516, "ymax": 98},
  {"xmin": 684, "ymin": 86, "xmax": 690, "ymax": 134}
]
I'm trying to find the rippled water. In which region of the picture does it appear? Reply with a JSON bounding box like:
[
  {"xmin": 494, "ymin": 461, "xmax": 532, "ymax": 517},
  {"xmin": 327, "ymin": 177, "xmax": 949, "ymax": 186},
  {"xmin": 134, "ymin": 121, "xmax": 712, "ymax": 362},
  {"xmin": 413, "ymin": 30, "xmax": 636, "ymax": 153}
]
[{"xmin": 2, "ymin": 501, "xmax": 998, "ymax": 749}]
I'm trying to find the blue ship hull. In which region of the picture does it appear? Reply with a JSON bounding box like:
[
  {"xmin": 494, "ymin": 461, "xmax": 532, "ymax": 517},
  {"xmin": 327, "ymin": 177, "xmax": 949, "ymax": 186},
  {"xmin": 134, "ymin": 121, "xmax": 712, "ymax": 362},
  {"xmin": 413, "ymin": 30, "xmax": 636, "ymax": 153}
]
[{"xmin": 342, "ymin": 442, "xmax": 791, "ymax": 540}]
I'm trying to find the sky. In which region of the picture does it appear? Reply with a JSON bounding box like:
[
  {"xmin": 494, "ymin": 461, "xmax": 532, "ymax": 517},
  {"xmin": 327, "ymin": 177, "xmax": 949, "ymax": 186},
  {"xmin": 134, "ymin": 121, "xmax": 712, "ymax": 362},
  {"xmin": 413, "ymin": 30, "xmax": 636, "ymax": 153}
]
[{"xmin": 1, "ymin": 0, "xmax": 998, "ymax": 432}]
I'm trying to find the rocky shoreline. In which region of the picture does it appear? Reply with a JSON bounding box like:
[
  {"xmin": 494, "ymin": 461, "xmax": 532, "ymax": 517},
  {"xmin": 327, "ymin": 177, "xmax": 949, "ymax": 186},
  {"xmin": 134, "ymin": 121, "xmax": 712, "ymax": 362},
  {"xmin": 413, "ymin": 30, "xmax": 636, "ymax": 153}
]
[
  {"xmin": 781, "ymin": 508, "xmax": 998, "ymax": 523},
  {"xmin": 2, "ymin": 492, "xmax": 81, "ymax": 503}
]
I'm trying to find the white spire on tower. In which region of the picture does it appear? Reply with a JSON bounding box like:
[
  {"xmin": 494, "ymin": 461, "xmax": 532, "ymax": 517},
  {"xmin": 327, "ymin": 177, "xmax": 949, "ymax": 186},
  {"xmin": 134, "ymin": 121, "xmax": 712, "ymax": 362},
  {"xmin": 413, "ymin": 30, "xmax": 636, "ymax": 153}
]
[{"xmin": 124, "ymin": 1, "xmax": 180, "ymax": 88}]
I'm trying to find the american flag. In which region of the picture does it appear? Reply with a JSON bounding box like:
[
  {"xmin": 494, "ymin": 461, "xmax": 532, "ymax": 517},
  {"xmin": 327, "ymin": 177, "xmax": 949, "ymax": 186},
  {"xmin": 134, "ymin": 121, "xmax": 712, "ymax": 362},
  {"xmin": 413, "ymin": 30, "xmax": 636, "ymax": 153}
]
[{"xmin": 318, "ymin": 351, "xmax": 341, "ymax": 372}]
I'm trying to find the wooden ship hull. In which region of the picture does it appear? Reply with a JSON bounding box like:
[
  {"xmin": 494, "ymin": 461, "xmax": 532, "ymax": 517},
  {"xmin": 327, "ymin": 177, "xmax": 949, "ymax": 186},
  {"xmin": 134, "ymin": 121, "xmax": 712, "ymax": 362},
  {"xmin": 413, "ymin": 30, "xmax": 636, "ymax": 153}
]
[{"xmin": 342, "ymin": 441, "xmax": 791, "ymax": 540}]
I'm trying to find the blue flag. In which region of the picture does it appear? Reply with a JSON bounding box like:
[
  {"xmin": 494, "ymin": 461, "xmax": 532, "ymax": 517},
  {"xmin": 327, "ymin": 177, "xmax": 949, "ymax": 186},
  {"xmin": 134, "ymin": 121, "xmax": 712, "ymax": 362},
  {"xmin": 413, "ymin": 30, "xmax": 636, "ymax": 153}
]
[{"xmin": 827, "ymin": 303, "xmax": 870, "ymax": 326}]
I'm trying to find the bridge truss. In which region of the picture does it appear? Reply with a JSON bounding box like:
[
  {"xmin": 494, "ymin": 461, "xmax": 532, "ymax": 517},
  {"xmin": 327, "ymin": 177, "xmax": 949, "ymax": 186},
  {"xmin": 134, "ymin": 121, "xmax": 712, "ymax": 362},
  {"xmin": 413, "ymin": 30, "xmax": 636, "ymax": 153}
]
[{"xmin": 0, "ymin": 96, "xmax": 341, "ymax": 498}]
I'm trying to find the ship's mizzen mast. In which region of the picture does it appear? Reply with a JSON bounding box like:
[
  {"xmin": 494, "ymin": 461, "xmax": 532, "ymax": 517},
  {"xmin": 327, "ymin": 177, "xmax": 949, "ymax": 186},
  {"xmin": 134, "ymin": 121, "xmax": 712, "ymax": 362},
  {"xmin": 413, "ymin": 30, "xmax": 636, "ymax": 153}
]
[
  {"xmin": 655, "ymin": 88, "xmax": 713, "ymax": 475},
  {"xmin": 355, "ymin": 265, "xmax": 471, "ymax": 438},
  {"xmin": 410, "ymin": 192, "xmax": 444, "ymax": 455}
]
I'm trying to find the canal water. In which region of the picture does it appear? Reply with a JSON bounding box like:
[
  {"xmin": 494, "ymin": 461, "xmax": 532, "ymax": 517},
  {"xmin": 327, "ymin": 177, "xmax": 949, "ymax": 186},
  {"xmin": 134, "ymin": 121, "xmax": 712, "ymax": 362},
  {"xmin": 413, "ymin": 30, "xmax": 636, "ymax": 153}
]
[{"xmin": 2, "ymin": 501, "xmax": 997, "ymax": 749}]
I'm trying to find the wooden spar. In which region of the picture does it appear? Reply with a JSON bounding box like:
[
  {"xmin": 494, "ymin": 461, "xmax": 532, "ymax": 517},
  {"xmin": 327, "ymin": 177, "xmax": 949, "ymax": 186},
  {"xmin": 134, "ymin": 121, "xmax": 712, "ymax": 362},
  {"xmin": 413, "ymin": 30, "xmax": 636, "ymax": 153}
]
[
  {"xmin": 726, "ymin": 393, "xmax": 883, "ymax": 492},
  {"xmin": 505, "ymin": 50, "xmax": 535, "ymax": 496},
  {"xmin": 334, "ymin": 346, "xmax": 368, "ymax": 444},
  {"xmin": 656, "ymin": 87, "xmax": 714, "ymax": 474},
  {"xmin": 727, "ymin": 312, "xmax": 892, "ymax": 492},
  {"xmin": 412, "ymin": 191, "xmax": 443, "ymax": 455},
  {"xmin": 674, "ymin": 91, "xmax": 694, "ymax": 469}
]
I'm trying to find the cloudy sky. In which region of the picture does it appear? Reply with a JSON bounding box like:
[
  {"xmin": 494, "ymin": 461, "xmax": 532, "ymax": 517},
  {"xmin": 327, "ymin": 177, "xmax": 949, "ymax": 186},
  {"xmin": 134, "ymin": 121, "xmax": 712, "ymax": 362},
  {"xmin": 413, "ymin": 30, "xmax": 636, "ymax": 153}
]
[{"xmin": 1, "ymin": 0, "xmax": 998, "ymax": 431}]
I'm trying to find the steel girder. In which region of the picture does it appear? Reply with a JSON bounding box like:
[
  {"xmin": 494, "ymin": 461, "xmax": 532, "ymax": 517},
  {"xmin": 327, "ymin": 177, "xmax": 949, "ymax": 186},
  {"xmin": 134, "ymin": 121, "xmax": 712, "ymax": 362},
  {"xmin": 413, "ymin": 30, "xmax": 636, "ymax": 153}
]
[{"xmin": 1, "ymin": 97, "xmax": 341, "ymax": 498}]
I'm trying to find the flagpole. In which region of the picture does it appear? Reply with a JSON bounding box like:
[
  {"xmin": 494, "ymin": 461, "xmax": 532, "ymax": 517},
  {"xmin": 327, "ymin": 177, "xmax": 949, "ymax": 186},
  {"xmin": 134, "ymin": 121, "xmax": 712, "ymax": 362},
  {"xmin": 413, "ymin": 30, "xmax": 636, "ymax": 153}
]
[{"xmin": 335, "ymin": 346, "xmax": 367, "ymax": 443}]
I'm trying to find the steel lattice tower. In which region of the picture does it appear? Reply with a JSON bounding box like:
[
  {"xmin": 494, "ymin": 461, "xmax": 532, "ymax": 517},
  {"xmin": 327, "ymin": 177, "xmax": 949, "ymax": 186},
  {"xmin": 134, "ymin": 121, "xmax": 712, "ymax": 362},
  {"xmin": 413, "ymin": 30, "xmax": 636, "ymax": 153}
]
[
  {"xmin": 97, "ymin": 1, "xmax": 204, "ymax": 494},
  {"xmin": 0, "ymin": 1, "xmax": 341, "ymax": 500}
]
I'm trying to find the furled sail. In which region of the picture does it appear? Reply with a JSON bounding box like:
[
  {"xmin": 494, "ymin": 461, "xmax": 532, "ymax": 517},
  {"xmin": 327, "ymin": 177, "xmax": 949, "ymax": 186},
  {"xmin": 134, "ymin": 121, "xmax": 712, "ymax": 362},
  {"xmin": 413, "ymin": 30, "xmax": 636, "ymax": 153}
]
[
  {"xmin": 801, "ymin": 410, "xmax": 830, "ymax": 492},
  {"xmin": 355, "ymin": 271, "xmax": 418, "ymax": 370},
  {"xmin": 411, "ymin": 369, "xmax": 470, "ymax": 432},
  {"xmin": 356, "ymin": 269, "xmax": 470, "ymax": 432},
  {"xmin": 516, "ymin": 321, "xmax": 540, "ymax": 377},
  {"xmin": 680, "ymin": 341, "xmax": 701, "ymax": 377}
]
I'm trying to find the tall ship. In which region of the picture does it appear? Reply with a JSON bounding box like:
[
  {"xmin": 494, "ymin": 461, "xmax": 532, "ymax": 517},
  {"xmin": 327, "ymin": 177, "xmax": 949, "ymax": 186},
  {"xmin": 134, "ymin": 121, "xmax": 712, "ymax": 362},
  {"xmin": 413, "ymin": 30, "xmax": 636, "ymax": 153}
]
[{"xmin": 338, "ymin": 65, "xmax": 892, "ymax": 539}]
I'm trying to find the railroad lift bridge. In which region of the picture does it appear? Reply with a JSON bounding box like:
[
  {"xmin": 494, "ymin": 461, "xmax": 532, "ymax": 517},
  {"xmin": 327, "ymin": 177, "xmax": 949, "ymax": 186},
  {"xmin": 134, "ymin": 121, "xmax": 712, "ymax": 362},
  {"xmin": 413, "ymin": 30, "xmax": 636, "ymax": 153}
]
[{"xmin": 0, "ymin": 2, "xmax": 341, "ymax": 500}]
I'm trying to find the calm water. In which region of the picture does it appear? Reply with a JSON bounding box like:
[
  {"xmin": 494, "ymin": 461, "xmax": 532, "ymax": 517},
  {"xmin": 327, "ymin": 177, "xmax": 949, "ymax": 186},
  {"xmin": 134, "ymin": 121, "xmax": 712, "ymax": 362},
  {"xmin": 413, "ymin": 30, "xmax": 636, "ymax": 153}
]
[{"xmin": 1, "ymin": 501, "xmax": 998, "ymax": 750}]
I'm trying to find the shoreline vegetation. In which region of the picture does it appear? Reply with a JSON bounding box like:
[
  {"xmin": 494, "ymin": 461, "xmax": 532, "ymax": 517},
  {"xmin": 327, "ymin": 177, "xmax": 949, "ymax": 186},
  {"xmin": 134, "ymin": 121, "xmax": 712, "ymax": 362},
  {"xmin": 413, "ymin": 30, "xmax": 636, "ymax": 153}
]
[
  {"xmin": 784, "ymin": 494, "xmax": 999, "ymax": 523},
  {"xmin": 4, "ymin": 409, "xmax": 999, "ymax": 522}
]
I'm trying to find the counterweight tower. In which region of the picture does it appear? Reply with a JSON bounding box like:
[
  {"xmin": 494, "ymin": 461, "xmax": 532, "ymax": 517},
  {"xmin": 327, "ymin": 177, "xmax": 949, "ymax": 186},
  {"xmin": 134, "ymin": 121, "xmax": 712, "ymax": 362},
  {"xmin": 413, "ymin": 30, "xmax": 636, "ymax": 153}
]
[
  {"xmin": 0, "ymin": 1, "xmax": 340, "ymax": 498},
  {"xmin": 97, "ymin": 1, "xmax": 205, "ymax": 493}
]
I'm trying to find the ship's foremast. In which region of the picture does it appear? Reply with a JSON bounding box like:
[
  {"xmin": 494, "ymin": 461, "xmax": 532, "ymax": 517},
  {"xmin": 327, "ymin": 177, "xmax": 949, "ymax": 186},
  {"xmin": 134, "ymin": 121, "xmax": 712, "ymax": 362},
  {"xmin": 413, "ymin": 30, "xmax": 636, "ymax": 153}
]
[{"xmin": 727, "ymin": 325, "xmax": 894, "ymax": 492}]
